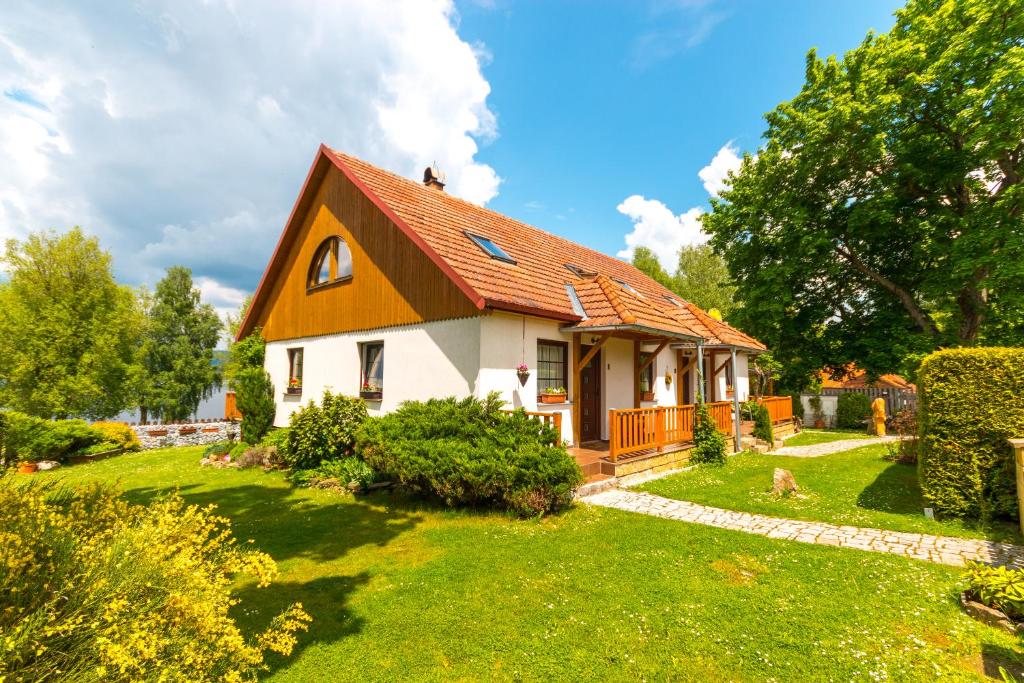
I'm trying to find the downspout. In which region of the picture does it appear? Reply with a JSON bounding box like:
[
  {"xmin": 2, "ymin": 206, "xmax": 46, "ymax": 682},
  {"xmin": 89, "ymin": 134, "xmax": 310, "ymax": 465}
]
[{"xmin": 731, "ymin": 346, "xmax": 742, "ymax": 452}]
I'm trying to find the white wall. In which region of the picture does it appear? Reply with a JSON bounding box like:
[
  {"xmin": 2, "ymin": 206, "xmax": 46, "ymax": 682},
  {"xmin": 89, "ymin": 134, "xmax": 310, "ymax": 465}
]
[
  {"xmin": 801, "ymin": 394, "xmax": 838, "ymax": 426},
  {"xmin": 265, "ymin": 317, "xmax": 481, "ymax": 426}
]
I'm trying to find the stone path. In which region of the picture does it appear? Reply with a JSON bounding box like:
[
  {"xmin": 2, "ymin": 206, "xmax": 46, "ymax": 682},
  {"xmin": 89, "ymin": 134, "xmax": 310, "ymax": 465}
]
[
  {"xmin": 583, "ymin": 488, "xmax": 1024, "ymax": 568},
  {"xmin": 770, "ymin": 435, "xmax": 900, "ymax": 458}
]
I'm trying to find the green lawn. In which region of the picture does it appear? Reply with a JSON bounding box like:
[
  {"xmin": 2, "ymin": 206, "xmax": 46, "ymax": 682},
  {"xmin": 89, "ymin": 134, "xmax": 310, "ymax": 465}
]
[
  {"xmin": 36, "ymin": 447, "xmax": 1024, "ymax": 681},
  {"xmin": 782, "ymin": 428, "xmax": 872, "ymax": 447},
  {"xmin": 638, "ymin": 443, "xmax": 1022, "ymax": 544}
]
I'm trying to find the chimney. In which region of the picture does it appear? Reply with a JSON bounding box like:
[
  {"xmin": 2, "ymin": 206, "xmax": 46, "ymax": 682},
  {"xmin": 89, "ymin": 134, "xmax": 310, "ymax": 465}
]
[{"xmin": 423, "ymin": 163, "xmax": 446, "ymax": 191}]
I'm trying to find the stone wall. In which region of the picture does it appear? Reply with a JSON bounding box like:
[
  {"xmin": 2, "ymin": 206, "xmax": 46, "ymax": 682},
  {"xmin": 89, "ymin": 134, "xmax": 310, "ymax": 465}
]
[{"xmin": 131, "ymin": 420, "xmax": 239, "ymax": 450}]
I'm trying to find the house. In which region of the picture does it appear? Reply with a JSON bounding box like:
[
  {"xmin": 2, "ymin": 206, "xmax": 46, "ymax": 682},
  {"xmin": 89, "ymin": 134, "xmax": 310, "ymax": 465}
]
[{"xmin": 237, "ymin": 145, "xmax": 792, "ymax": 478}]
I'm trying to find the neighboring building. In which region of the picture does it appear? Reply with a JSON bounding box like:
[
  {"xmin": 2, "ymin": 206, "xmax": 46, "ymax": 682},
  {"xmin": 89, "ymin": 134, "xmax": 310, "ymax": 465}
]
[{"xmin": 238, "ymin": 145, "xmax": 771, "ymax": 450}]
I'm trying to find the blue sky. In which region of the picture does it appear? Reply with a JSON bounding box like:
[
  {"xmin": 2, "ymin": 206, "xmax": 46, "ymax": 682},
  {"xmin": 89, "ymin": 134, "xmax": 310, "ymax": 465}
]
[
  {"xmin": 456, "ymin": 0, "xmax": 903, "ymax": 262},
  {"xmin": 0, "ymin": 0, "xmax": 902, "ymax": 319}
]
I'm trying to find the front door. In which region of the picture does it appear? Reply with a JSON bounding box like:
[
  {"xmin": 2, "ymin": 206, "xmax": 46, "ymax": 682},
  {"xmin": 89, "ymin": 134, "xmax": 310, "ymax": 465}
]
[{"xmin": 579, "ymin": 346, "xmax": 602, "ymax": 443}]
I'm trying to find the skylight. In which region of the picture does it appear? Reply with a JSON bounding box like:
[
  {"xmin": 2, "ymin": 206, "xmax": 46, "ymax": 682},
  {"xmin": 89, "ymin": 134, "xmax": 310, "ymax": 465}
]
[
  {"xmin": 564, "ymin": 263, "xmax": 596, "ymax": 278},
  {"xmin": 613, "ymin": 278, "xmax": 640, "ymax": 295},
  {"xmin": 466, "ymin": 232, "xmax": 516, "ymax": 264},
  {"xmin": 664, "ymin": 295, "xmax": 683, "ymax": 307}
]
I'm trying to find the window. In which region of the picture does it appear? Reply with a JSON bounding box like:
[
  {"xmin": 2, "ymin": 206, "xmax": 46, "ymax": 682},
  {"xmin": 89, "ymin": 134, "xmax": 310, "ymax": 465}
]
[
  {"xmin": 466, "ymin": 232, "xmax": 516, "ymax": 264},
  {"xmin": 564, "ymin": 263, "xmax": 596, "ymax": 278},
  {"xmin": 287, "ymin": 348, "xmax": 303, "ymax": 393},
  {"xmin": 536, "ymin": 340, "xmax": 568, "ymax": 395},
  {"xmin": 664, "ymin": 295, "xmax": 683, "ymax": 307},
  {"xmin": 308, "ymin": 236, "xmax": 353, "ymax": 289},
  {"xmin": 639, "ymin": 352, "xmax": 654, "ymax": 395},
  {"xmin": 613, "ymin": 278, "xmax": 640, "ymax": 296},
  {"xmin": 360, "ymin": 342, "xmax": 384, "ymax": 396}
]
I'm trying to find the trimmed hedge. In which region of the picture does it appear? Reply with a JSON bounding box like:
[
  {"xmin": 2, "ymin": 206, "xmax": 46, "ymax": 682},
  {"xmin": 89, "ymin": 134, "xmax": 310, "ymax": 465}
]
[
  {"xmin": 357, "ymin": 394, "xmax": 583, "ymax": 516},
  {"xmin": 1, "ymin": 412, "xmax": 104, "ymax": 463},
  {"xmin": 835, "ymin": 392, "xmax": 872, "ymax": 429},
  {"xmin": 918, "ymin": 348, "xmax": 1024, "ymax": 520}
]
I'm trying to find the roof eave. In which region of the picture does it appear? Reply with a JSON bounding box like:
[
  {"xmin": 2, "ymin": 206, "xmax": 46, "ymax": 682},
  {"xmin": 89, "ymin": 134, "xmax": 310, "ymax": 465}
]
[{"xmin": 560, "ymin": 323, "xmax": 703, "ymax": 342}]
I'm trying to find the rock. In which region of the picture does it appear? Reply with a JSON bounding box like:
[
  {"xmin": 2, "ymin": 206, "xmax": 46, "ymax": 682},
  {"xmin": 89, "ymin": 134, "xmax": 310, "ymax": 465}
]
[
  {"xmin": 36, "ymin": 460, "xmax": 61, "ymax": 471},
  {"xmin": 771, "ymin": 468, "xmax": 798, "ymax": 495}
]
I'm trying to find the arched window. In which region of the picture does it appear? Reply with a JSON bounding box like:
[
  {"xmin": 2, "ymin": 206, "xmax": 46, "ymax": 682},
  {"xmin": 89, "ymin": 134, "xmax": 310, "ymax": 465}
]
[{"xmin": 307, "ymin": 236, "xmax": 353, "ymax": 289}]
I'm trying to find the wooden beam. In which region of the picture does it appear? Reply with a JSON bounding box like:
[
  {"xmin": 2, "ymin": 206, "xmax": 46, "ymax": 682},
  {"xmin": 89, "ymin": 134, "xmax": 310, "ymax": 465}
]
[
  {"xmin": 633, "ymin": 339, "xmax": 641, "ymax": 408},
  {"xmin": 571, "ymin": 332, "xmax": 581, "ymax": 446},
  {"xmin": 578, "ymin": 332, "xmax": 610, "ymax": 369},
  {"xmin": 712, "ymin": 356, "xmax": 731, "ymax": 378},
  {"xmin": 637, "ymin": 340, "xmax": 669, "ymax": 374}
]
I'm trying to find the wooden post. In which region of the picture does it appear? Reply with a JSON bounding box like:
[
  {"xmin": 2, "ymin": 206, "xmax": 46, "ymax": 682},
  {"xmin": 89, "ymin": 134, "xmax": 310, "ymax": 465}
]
[
  {"xmin": 572, "ymin": 332, "xmax": 581, "ymax": 446},
  {"xmin": 1011, "ymin": 438, "xmax": 1024, "ymax": 536},
  {"xmin": 731, "ymin": 347, "xmax": 742, "ymax": 452},
  {"xmin": 696, "ymin": 343, "xmax": 705, "ymax": 402},
  {"xmin": 633, "ymin": 339, "xmax": 641, "ymax": 408},
  {"xmin": 655, "ymin": 406, "xmax": 666, "ymax": 452},
  {"xmin": 609, "ymin": 410, "xmax": 618, "ymax": 462}
]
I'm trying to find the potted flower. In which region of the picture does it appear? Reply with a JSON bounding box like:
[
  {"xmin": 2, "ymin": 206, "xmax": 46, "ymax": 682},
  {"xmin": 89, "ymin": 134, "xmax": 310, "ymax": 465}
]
[
  {"xmin": 809, "ymin": 395, "xmax": 825, "ymax": 428},
  {"xmin": 540, "ymin": 387, "xmax": 567, "ymax": 404},
  {"xmin": 17, "ymin": 458, "xmax": 38, "ymax": 475},
  {"xmin": 516, "ymin": 363, "xmax": 530, "ymax": 386},
  {"xmin": 286, "ymin": 377, "xmax": 302, "ymax": 395},
  {"xmin": 360, "ymin": 381, "xmax": 383, "ymax": 400}
]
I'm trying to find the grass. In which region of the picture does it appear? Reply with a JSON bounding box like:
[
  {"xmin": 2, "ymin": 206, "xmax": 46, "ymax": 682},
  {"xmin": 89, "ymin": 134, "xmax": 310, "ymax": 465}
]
[
  {"xmin": 33, "ymin": 446, "xmax": 1024, "ymax": 681},
  {"xmin": 782, "ymin": 428, "xmax": 873, "ymax": 447},
  {"xmin": 638, "ymin": 443, "xmax": 1023, "ymax": 544}
]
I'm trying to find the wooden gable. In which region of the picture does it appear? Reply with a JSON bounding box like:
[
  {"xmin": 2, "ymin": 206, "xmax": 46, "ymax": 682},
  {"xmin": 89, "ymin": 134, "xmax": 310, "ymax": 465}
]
[{"xmin": 253, "ymin": 164, "xmax": 481, "ymax": 342}]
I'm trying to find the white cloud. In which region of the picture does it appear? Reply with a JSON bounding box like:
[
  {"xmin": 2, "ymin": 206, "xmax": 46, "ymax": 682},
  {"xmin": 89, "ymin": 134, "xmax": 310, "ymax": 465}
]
[
  {"xmin": 616, "ymin": 197, "xmax": 705, "ymax": 269},
  {"xmin": 617, "ymin": 141, "xmax": 740, "ymax": 269},
  {"xmin": 0, "ymin": 0, "xmax": 500, "ymax": 298},
  {"xmin": 697, "ymin": 141, "xmax": 742, "ymax": 197}
]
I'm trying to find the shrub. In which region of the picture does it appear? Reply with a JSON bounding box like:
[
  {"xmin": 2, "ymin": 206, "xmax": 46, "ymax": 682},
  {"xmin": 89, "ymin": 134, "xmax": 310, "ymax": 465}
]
[
  {"xmin": 787, "ymin": 392, "xmax": 805, "ymax": 421},
  {"xmin": 918, "ymin": 348, "xmax": 1024, "ymax": 520},
  {"xmin": 233, "ymin": 367, "xmax": 276, "ymax": 445},
  {"xmin": 228, "ymin": 442, "xmax": 249, "ymax": 461},
  {"xmin": 884, "ymin": 408, "xmax": 919, "ymax": 464},
  {"xmin": 90, "ymin": 421, "xmax": 142, "ymax": 451},
  {"xmin": 835, "ymin": 392, "xmax": 872, "ymax": 429},
  {"xmin": 691, "ymin": 400, "xmax": 727, "ymax": 465},
  {"xmin": 357, "ymin": 394, "xmax": 582, "ymax": 516},
  {"xmin": 286, "ymin": 392, "xmax": 368, "ymax": 470},
  {"xmin": 74, "ymin": 441, "xmax": 122, "ymax": 456},
  {"xmin": 260, "ymin": 427, "xmax": 291, "ymax": 460},
  {"xmin": 290, "ymin": 458, "xmax": 378, "ymax": 491},
  {"xmin": 0, "ymin": 480, "xmax": 310, "ymax": 681},
  {"xmin": 234, "ymin": 445, "xmax": 283, "ymax": 469},
  {"xmin": 965, "ymin": 561, "xmax": 1024, "ymax": 620},
  {"xmin": 2, "ymin": 412, "xmax": 104, "ymax": 462},
  {"xmin": 202, "ymin": 441, "xmax": 233, "ymax": 459},
  {"xmin": 742, "ymin": 400, "xmax": 774, "ymax": 447}
]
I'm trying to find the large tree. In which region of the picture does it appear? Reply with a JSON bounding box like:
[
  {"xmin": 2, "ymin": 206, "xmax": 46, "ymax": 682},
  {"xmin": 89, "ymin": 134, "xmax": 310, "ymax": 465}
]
[
  {"xmin": 140, "ymin": 267, "xmax": 222, "ymax": 421},
  {"xmin": 702, "ymin": 0, "xmax": 1024, "ymax": 387},
  {"xmin": 0, "ymin": 228, "xmax": 143, "ymax": 418}
]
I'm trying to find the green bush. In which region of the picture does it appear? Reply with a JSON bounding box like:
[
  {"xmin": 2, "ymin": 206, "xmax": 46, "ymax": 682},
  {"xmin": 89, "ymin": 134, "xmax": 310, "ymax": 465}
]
[
  {"xmin": 357, "ymin": 394, "xmax": 583, "ymax": 516},
  {"xmin": 918, "ymin": 348, "xmax": 1024, "ymax": 520},
  {"xmin": 202, "ymin": 442, "xmax": 233, "ymax": 459},
  {"xmin": 90, "ymin": 421, "xmax": 142, "ymax": 451},
  {"xmin": 233, "ymin": 367, "xmax": 276, "ymax": 445},
  {"xmin": 0, "ymin": 480, "xmax": 310, "ymax": 681},
  {"xmin": 835, "ymin": 392, "xmax": 872, "ymax": 429},
  {"xmin": 74, "ymin": 441, "xmax": 121, "ymax": 456},
  {"xmin": 1, "ymin": 412, "xmax": 104, "ymax": 462},
  {"xmin": 290, "ymin": 458, "xmax": 378, "ymax": 492},
  {"xmin": 691, "ymin": 400, "xmax": 728, "ymax": 466},
  {"xmin": 259, "ymin": 427, "xmax": 291, "ymax": 460},
  {"xmin": 965, "ymin": 561, "xmax": 1024, "ymax": 620},
  {"xmin": 286, "ymin": 392, "xmax": 368, "ymax": 470},
  {"xmin": 786, "ymin": 392, "xmax": 805, "ymax": 421},
  {"xmin": 742, "ymin": 401, "xmax": 774, "ymax": 447}
]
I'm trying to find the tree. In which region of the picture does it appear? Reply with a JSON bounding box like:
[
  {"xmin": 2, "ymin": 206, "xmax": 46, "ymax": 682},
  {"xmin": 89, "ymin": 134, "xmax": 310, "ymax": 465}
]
[
  {"xmin": 233, "ymin": 367, "xmax": 275, "ymax": 444},
  {"xmin": 702, "ymin": 0, "xmax": 1024, "ymax": 388},
  {"xmin": 630, "ymin": 247, "xmax": 674, "ymax": 290},
  {"xmin": 140, "ymin": 267, "xmax": 222, "ymax": 421},
  {"xmin": 0, "ymin": 229, "xmax": 143, "ymax": 419},
  {"xmin": 674, "ymin": 244, "xmax": 737, "ymax": 317}
]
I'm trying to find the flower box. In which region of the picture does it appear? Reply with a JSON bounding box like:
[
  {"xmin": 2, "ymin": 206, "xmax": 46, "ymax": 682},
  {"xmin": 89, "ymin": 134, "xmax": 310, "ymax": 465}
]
[
  {"xmin": 147, "ymin": 429, "xmax": 169, "ymax": 437},
  {"xmin": 202, "ymin": 427, "xmax": 221, "ymax": 433},
  {"xmin": 360, "ymin": 390, "xmax": 383, "ymax": 400},
  {"xmin": 540, "ymin": 394, "xmax": 567, "ymax": 404},
  {"xmin": 641, "ymin": 391, "xmax": 655, "ymax": 402},
  {"xmin": 286, "ymin": 387, "xmax": 302, "ymax": 396},
  {"xmin": 179, "ymin": 427, "xmax": 197, "ymax": 435}
]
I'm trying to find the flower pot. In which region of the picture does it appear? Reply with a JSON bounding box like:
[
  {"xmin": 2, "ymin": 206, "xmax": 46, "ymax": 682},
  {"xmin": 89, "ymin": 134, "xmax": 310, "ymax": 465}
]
[
  {"xmin": 540, "ymin": 394, "xmax": 567, "ymax": 404},
  {"xmin": 814, "ymin": 419, "xmax": 825, "ymax": 429},
  {"xmin": 517, "ymin": 369, "xmax": 530, "ymax": 387},
  {"xmin": 641, "ymin": 391, "xmax": 655, "ymax": 402},
  {"xmin": 17, "ymin": 461, "xmax": 38, "ymax": 475}
]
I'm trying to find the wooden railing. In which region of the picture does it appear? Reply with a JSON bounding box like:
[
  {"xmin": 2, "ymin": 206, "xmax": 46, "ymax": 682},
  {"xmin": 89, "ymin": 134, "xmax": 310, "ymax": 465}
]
[
  {"xmin": 706, "ymin": 401, "xmax": 734, "ymax": 434},
  {"xmin": 609, "ymin": 405, "xmax": 695, "ymax": 462},
  {"xmin": 757, "ymin": 396, "xmax": 794, "ymax": 424},
  {"xmin": 500, "ymin": 409, "xmax": 562, "ymax": 434}
]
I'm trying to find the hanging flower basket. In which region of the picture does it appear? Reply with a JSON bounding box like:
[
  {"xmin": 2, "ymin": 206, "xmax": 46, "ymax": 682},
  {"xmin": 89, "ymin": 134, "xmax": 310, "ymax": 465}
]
[{"xmin": 516, "ymin": 363, "xmax": 530, "ymax": 387}]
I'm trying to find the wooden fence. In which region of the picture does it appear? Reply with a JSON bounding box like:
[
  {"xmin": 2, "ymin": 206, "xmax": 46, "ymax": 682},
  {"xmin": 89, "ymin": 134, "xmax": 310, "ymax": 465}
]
[
  {"xmin": 500, "ymin": 409, "xmax": 562, "ymax": 434},
  {"xmin": 757, "ymin": 395, "xmax": 794, "ymax": 424},
  {"xmin": 820, "ymin": 387, "xmax": 917, "ymax": 415},
  {"xmin": 609, "ymin": 405, "xmax": 695, "ymax": 461},
  {"xmin": 706, "ymin": 401, "xmax": 734, "ymax": 433}
]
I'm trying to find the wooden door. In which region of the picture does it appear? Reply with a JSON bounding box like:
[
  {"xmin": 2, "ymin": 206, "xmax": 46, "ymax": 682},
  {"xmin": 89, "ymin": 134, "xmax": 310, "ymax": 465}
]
[{"xmin": 579, "ymin": 346, "xmax": 602, "ymax": 443}]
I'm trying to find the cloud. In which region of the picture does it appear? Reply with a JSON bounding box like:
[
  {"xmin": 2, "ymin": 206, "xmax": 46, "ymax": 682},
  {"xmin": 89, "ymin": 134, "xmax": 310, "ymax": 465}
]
[
  {"xmin": 630, "ymin": 1, "xmax": 729, "ymax": 69},
  {"xmin": 697, "ymin": 141, "xmax": 742, "ymax": 197},
  {"xmin": 617, "ymin": 141, "xmax": 738, "ymax": 269},
  {"xmin": 0, "ymin": 0, "xmax": 500, "ymax": 308}
]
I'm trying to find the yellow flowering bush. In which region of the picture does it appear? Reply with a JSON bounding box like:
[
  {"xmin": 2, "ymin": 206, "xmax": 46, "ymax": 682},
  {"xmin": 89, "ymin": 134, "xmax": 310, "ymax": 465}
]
[
  {"xmin": 90, "ymin": 421, "xmax": 142, "ymax": 451},
  {"xmin": 0, "ymin": 480, "xmax": 310, "ymax": 681}
]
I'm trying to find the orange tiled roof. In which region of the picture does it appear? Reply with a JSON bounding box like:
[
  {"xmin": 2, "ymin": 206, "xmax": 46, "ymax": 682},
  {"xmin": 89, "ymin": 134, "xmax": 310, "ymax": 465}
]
[
  {"xmin": 332, "ymin": 150, "xmax": 766, "ymax": 349},
  {"xmin": 819, "ymin": 368, "xmax": 916, "ymax": 391}
]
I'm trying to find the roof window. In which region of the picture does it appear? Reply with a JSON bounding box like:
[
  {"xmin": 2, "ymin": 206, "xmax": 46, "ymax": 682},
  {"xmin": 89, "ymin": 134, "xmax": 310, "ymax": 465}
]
[
  {"xmin": 565, "ymin": 263, "xmax": 596, "ymax": 278},
  {"xmin": 613, "ymin": 278, "xmax": 640, "ymax": 296},
  {"xmin": 466, "ymin": 232, "xmax": 516, "ymax": 264}
]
